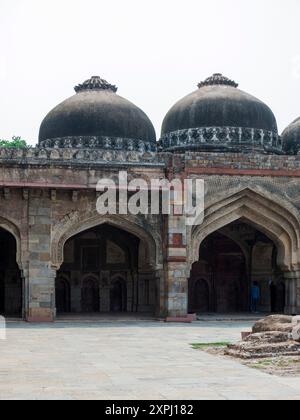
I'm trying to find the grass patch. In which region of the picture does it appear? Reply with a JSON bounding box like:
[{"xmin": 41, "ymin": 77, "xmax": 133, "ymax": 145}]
[
  {"xmin": 251, "ymin": 358, "xmax": 300, "ymax": 371},
  {"xmin": 251, "ymin": 359, "xmax": 273, "ymax": 369},
  {"xmin": 191, "ymin": 342, "xmax": 231, "ymax": 350}
]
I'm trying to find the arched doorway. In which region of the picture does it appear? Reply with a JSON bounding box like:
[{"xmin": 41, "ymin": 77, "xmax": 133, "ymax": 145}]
[
  {"xmin": 0, "ymin": 227, "xmax": 22, "ymax": 317},
  {"xmin": 81, "ymin": 278, "xmax": 99, "ymax": 313},
  {"xmin": 110, "ymin": 278, "xmax": 127, "ymax": 312},
  {"xmin": 55, "ymin": 223, "xmax": 157, "ymax": 315},
  {"xmin": 270, "ymin": 281, "xmax": 286, "ymax": 313},
  {"xmin": 189, "ymin": 221, "xmax": 283, "ymax": 314},
  {"xmin": 55, "ymin": 277, "xmax": 71, "ymax": 314},
  {"xmin": 189, "ymin": 230, "xmax": 247, "ymax": 313},
  {"xmin": 189, "ymin": 279, "xmax": 210, "ymax": 313},
  {"xmin": 270, "ymin": 282, "xmax": 277, "ymax": 313}
]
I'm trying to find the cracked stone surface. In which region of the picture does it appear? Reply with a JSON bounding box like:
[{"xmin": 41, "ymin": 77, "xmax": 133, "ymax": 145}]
[{"xmin": 1, "ymin": 321, "xmax": 300, "ymax": 400}]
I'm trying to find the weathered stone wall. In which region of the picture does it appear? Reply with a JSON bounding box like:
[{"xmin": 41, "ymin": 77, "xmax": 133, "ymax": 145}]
[
  {"xmin": 0, "ymin": 154, "xmax": 166, "ymax": 320},
  {"xmin": 183, "ymin": 152, "xmax": 300, "ymax": 172},
  {"xmin": 0, "ymin": 149, "xmax": 300, "ymax": 320}
]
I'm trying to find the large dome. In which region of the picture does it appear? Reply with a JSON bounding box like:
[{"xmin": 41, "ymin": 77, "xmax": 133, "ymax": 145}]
[
  {"xmin": 160, "ymin": 74, "xmax": 280, "ymax": 153},
  {"xmin": 282, "ymin": 117, "xmax": 300, "ymax": 155},
  {"xmin": 39, "ymin": 76, "xmax": 156, "ymax": 151}
]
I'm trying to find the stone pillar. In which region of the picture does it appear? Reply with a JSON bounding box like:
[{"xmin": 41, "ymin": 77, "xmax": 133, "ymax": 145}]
[
  {"xmin": 166, "ymin": 215, "xmax": 188, "ymax": 318},
  {"xmin": 21, "ymin": 263, "xmax": 30, "ymax": 320},
  {"xmin": 132, "ymin": 272, "xmax": 139, "ymax": 312},
  {"xmin": 70, "ymin": 272, "xmax": 81, "ymax": 312},
  {"xmin": 127, "ymin": 272, "xmax": 134, "ymax": 313},
  {"xmin": 284, "ymin": 271, "xmax": 300, "ymax": 315},
  {"xmin": 156, "ymin": 268, "xmax": 166, "ymax": 318},
  {"xmin": 100, "ymin": 287, "xmax": 110, "ymax": 313},
  {"xmin": 26, "ymin": 192, "xmax": 55, "ymax": 322},
  {"xmin": 137, "ymin": 270, "xmax": 156, "ymax": 314}
]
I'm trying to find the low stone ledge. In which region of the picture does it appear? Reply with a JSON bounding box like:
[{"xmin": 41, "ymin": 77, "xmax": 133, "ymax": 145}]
[
  {"xmin": 165, "ymin": 317, "xmax": 192, "ymax": 324},
  {"xmin": 26, "ymin": 317, "xmax": 54, "ymax": 323}
]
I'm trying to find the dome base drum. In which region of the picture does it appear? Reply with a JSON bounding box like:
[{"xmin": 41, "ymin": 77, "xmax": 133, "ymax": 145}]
[
  {"xmin": 39, "ymin": 136, "xmax": 157, "ymax": 153},
  {"xmin": 159, "ymin": 126, "xmax": 282, "ymax": 153}
]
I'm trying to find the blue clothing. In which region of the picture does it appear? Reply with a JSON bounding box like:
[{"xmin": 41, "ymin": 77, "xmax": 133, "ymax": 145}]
[
  {"xmin": 251, "ymin": 285, "xmax": 260, "ymax": 312},
  {"xmin": 251, "ymin": 286, "xmax": 260, "ymax": 300}
]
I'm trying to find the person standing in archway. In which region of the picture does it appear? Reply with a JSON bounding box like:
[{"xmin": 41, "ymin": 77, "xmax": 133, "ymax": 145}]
[{"xmin": 251, "ymin": 282, "xmax": 261, "ymax": 313}]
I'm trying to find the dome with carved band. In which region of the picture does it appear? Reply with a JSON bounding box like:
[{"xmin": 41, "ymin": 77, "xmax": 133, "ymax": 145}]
[
  {"xmin": 282, "ymin": 117, "xmax": 300, "ymax": 155},
  {"xmin": 39, "ymin": 76, "xmax": 157, "ymax": 152},
  {"xmin": 160, "ymin": 73, "xmax": 280, "ymax": 153}
]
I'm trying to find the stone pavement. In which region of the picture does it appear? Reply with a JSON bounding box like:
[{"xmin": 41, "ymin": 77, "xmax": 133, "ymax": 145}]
[{"xmin": 1, "ymin": 321, "xmax": 300, "ymax": 400}]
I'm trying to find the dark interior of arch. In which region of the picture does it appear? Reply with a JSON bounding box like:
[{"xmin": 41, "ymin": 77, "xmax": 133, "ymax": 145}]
[
  {"xmin": 0, "ymin": 228, "xmax": 22, "ymax": 317},
  {"xmin": 189, "ymin": 220, "xmax": 285, "ymax": 314},
  {"xmin": 55, "ymin": 224, "xmax": 157, "ymax": 315}
]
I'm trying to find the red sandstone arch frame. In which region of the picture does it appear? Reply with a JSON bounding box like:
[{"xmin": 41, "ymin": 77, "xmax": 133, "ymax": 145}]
[
  {"xmin": 50, "ymin": 211, "xmax": 162, "ymax": 270},
  {"xmin": 189, "ymin": 188, "xmax": 300, "ymax": 272}
]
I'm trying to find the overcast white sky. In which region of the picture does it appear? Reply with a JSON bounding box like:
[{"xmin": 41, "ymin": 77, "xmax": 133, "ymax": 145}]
[{"xmin": 0, "ymin": 0, "xmax": 300, "ymax": 145}]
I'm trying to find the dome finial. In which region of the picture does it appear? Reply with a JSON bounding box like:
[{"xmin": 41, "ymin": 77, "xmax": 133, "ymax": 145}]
[
  {"xmin": 74, "ymin": 76, "xmax": 118, "ymax": 93},
  {"xmin": 198, "ymin": 73, "xmax": 238, "ymax": 89}
]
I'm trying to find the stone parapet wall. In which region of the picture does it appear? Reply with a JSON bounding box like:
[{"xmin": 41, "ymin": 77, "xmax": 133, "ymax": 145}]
[
  {"xmin": 0, "ymin": 147, "xmax": 162, "ymax": 168},
  {"xmin": 1, "ymin": 148, "xmax": 300, "ymax": 173},
  {"xmin": 182, "ymin": 152, "xmax": 300, "ymax": 173}
]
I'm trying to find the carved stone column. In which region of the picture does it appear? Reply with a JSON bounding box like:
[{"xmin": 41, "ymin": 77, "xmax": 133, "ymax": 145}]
[
  {"xmin": 166, "ymin": 214, "xmax": 188, "ymax": 318},
  {"xmin": 284, "ymin": 270, "xmax": 300, "ymax": 315},
  {"xmin": 26, "ymin": 192, "xmax": 55, "ymax": 322}
]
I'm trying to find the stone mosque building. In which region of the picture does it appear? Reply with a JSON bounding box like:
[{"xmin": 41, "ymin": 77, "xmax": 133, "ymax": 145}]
[{"xmin": 0, "ymin": 73, "xmax": 300, "ymax": 322}]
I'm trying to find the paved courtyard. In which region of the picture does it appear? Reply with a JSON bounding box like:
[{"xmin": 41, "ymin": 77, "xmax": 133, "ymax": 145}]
[{"xmin": 1, "ymin": 320, "xmax": 300, "ymax": 400}]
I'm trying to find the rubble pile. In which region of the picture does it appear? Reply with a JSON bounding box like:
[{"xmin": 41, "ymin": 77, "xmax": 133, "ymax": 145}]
[{"xmin": 226, "ymin": 315, "xmax": 300, "ymax": 359}]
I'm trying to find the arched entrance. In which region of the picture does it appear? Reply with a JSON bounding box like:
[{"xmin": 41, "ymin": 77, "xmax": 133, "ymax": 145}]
[
  {"xmin": 55, "ymin": 277, "xmax": 71, "ymax": 314},
  {"xmin": 110, "ymin": 278, "xmax": 127, "ymax": 312},
  {"xmin": 270, "ymin": 281, "xmax": 286, "ymax": 313},
  {"xmin": 189, "ymin": 279, "xmax": 210, "ymax": 313},
  {"xmin": 81, "ymin": 278, "xmax": 99, "ymax": 313},
  {"xmin": 0, "ymin": 227, "xmax": 22, "ymax": 317},
  {"xmin": 55, "ymin": 223, "xmax": 157, "ymax": 316},
  {"xmin": 189, "ymin": 220, "xmax": 284, "ymax": 314}
]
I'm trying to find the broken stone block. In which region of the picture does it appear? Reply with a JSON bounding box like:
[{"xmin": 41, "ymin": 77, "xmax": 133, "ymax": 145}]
[
  {"xmin": 292, "ymin": 324, "xmax": 300, "ymax": 342},
  {"xmin": 252, "ymin": 315, "xmax": 293, "ymax": 334},
  {"xmin": 226, "ymin": 315, "xmax": 300, "ymax": 359}
]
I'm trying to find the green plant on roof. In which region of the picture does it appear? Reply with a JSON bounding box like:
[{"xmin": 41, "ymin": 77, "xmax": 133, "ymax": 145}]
[{"xmin": 0, "ymin": 136, "xmax": 28, "ymax": 149}]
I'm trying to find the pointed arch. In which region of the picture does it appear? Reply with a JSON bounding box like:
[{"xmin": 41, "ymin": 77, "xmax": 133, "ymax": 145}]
[
  {"xmin": 0, "ymin": 216, "xmax": 22, "ymax": 270},
  {"xmin": 190, "ymin": 278, "xmax": 210, "ymax": 313},
  {"xmin": 110, "ymin": 276, "xmax": 128, "ymax": 313},
  {"xmin": 55, "ymin": 276, "xmax": 71, "ymax": 314},
  {"xmin": 0, "ymin": 217, "xmax": 24, "ymax": 317},
  {"xmin": 81, "ymin": 276, "xmax": 100, "ymax": 313},
  {"xmin": 51, "ymin": 211, "xmax": 161, "ymax": 270},
  {"xmin": 190, "ymin": 189, "xmax": 300, "ymax": 271}
]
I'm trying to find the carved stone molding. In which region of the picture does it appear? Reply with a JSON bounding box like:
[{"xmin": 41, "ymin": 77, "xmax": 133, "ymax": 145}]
[
  {"xmin": 159, "ymin": 127, "xmax": 282, "ymax": 153},
  {"xmin": 39, "ymin": 136, "xmax": 157, "ymax": 153},
  {"xmin": 0, "ymin": 146, "xmax": 159, "ymax": 165}
]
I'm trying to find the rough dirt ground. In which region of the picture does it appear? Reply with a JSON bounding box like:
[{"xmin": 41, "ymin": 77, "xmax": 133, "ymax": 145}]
[{"xmin": 203, "ymin": 347, "xmax": 300, "ymax": 377}]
